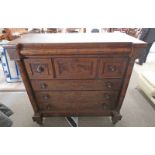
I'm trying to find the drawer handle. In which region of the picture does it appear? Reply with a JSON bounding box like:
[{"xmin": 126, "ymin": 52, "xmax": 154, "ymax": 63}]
[
  {"xmin": 36, "ymin": 65, "xmax": 44, "ymax": 73},
  {"xmin": 102, "ymin": 103, "xmax": 110, "ymax": 109},
  {"xmin": 43, "ymin": 94, "xmax": 50, "ymax": 100},
  {"xmin": 104, "ymin": 93, "xmax": 110, "ymax": 100},
  {"xmin": 108, "ymin": 65, "xmax": 117, "ymax": 72},
  {"xmin": 105, "ymin": 81, "xmax": 113, "ymax": 88},
  {"xmin": 40, "ymin": 83, "xmax": 47, "ymax": 89},
  {"xmin": 46, "ymin": 104, "xmax": 52, "ymax": 110}
]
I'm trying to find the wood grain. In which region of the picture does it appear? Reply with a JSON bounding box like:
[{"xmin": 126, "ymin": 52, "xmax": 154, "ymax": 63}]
[{"xmin": 5, "ymin": 33, "xmax": 147, "ymax": 124}]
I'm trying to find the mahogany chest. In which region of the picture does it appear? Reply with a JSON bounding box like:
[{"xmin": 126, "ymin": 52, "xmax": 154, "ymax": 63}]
[{"xmin": 5, "ymin": 33, "xmax": 147, "ymax": 124}]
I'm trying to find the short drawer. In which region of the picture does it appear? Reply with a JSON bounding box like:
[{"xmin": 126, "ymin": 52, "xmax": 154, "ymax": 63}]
[
  {"xmin": 98, "ymin": 58, "xmax": 128, "ymax": 78},
  {"xmin": 31, "ymin": 79, "xmax": 122, "ymax": 91},
  {"xmin": 35, "ymin": 91, "xmax": 118, "ymax": 111},
  {"xmin": 24, "ymin": 59, "xmax": 54, "ymax": 79}
]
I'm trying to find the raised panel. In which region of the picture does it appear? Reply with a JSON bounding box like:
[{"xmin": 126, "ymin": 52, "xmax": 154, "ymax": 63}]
[
  {"xmin": 24, "ymin": 59, "xmax": 54, "ymax": 79},
  {"xmin": 98, "ymin": 58, "xmax": 128, "ymax": 78},
  {"xmin": 54, "ymin": 57, "xmax": 97, "ymax": 79}
]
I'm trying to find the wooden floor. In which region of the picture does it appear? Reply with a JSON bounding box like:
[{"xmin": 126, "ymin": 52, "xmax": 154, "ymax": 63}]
[{"xmin": 0, "ymin": 64, "xmax": 25, "ymax": 92}]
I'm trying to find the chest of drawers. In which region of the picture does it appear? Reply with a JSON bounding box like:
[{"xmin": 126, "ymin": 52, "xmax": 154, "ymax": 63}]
[{"xmin": 5, "ymin": 33, "xmax": 146, "ymax": 124}]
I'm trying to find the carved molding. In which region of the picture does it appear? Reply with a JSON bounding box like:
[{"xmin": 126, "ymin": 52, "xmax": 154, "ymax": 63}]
[{"xmin": 54, "ymin": 58, "xmax": 97, "ymax": 79}]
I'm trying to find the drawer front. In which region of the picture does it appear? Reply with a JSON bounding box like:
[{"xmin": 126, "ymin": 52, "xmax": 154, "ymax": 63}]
[
  {"xmin": 24, "ymin": 59, "xmax": 54, "ymax": 79},
  {"xmin": 54, "ymin": 57, "xmax": 97, "ymax": 79},
  {"xmin": 31, "ymin": 79, "xmax": 122, "ymax": 91},
  {"xmin": 98, "ymin": 58, "xmax": 128, "ymax": 78},
  {"xmin": 35, "ymin": 91, "xmax": 118, "ymax": 111}
]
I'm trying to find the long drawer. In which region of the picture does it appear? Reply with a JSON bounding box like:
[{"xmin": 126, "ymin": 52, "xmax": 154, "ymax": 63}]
[
  {"xmin": 31, "ymin": 79, "xmax": 122, "ymax": 91},
  {"xmin": 35, "ymin": 91, "xmax": 118, "ymax": 111}
]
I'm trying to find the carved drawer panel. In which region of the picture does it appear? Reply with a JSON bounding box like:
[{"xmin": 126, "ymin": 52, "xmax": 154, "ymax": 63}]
[
  {"xmin": 54, "ymin": 58, "xmax": 97, "ymax": 79},
  {"xmin": 24, "ymin": 59, "xmax": 54, "ymax": 79},
  {"xmin": 35, "ymin": 91, "xmax": 118, "ymax": 111},
  {"xmin": 98, "ymin": 58, "xmax": 128, "ymax": 78},
  {"xmin": 31, "ymin": 79, "xmax": 122, "ymax": 91}
]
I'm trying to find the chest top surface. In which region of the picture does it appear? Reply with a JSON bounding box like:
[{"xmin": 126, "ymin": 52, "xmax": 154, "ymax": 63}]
[
  {"xmin": 5, "ymin": 32, "xmax": 147, "ymax": 59},
  {"xmin": 8, "ymin": 32, "xmax": 146, "ymax": 45}
]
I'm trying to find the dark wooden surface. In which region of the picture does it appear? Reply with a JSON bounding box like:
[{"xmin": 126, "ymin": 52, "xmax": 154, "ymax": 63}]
[
  {"xmin": 7, "ymin": 33, "xmax": 145, "ymax": 44},
  {"xmin": 24, "ymin": 58, "xmax": 54, "ymax": 79},
  {"xmin": 31, "ymin": 79, "xmax": 122, "ymax": 91},
  {"xmin": 5, "ymin": 33, "xmax": 147, "ymax": 124},
  {"xmin": 35, "ymin": 91, "xmax": 118, "ymax": 111}
]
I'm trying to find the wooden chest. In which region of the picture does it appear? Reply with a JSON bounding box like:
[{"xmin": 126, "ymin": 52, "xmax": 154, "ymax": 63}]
[{"xmin": 5, "ymin": 33, "xmax": 147, "ymax": 124}]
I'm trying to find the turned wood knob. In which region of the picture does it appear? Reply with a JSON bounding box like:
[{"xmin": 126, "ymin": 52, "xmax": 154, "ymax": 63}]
[
  {"xmin": 43, "ymin": 94, "xmax": 50, "ymax": 100},
  {"xmin": 40, "ymin": 83, "xmax": 47, "ymax": 89},
  {"xmin": 105, "ymin": 81, "xmax": 113, "ymax": 88},
  {"xmin": 108, "ymin": 65, "xmax": 116, "ymax": 72},
  {"xmin": 104, "ymin": 93, "xmax": 110, "ymax": 100},
  {"xmin": 102, "ymin": 103, "xmax": 109, "ymax": 109},
  {"xmin": 46, "ymin": 104, "xmax": 52, "ymax": 110},
  {"xmin": 36, "ymin": 65, "xmax": 44, "ymax": 73}
]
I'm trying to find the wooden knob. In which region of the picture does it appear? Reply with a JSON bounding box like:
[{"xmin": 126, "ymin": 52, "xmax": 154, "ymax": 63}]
[
  {"xmin": 46, "ymin": 104, "xmax": 52, "ymax": 110},
  {"xmin": 102, "ymin": 103, "xmax": 109, "ymax": 109},
  {"xmin": 105, "ymin": 81, "xmax": 112, "ymax": 88},
  {"xmin": 43, "ymin": 94, "xmax": 49, "ymax": 100},
  {"xmin": 40, "ymin": 83, "xmax": 47, "ymax": 89},
  {"xmin": 108, "ymin": 65, "xmax": 116, "ymax": 72},
  {"xmin": 104, "ymin": 93, "xmax": 110, "ymax": 100},
  {"xmin": 36, "ymin": 65, "xmax": 44, "ymax": 73}
]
